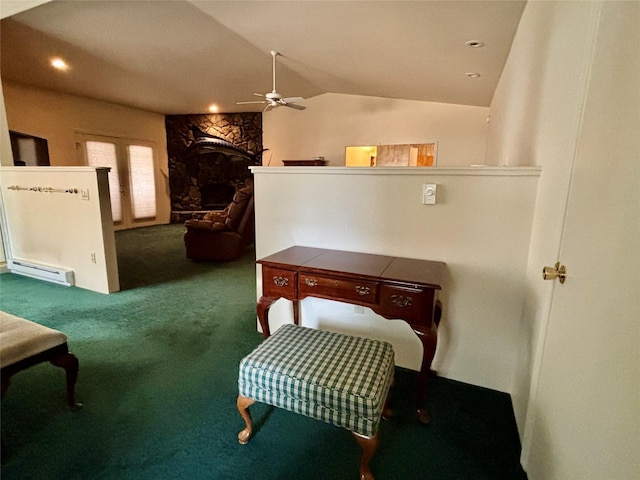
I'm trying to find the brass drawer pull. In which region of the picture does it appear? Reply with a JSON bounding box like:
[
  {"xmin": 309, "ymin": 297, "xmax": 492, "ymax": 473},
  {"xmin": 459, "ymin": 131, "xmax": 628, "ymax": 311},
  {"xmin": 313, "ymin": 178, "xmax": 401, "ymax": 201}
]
[
  {"xmin": 305, "ymin": 278, "xmax": 318, "ymax": 287},
  {"xmin": 273, "ymin": 276, "xmax": 289, "ymax": 287},
  {"xmin": 391, "ymin": 295, "xmax": 413, "ymax": 307},
  {"xmin": 355, "ymin": 285, "xmax": 371, "ymax": 296}
]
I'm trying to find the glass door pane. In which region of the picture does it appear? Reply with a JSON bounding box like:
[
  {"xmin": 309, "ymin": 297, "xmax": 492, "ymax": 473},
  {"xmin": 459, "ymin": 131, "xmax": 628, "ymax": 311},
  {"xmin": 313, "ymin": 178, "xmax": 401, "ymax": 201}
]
[
  {"xmin": 127, "ymin": 145, "xmax": 156, "ymax": 220},
  {"xmin": 85, "ymin": 140, "xmax": 123, "ymax": 223}
]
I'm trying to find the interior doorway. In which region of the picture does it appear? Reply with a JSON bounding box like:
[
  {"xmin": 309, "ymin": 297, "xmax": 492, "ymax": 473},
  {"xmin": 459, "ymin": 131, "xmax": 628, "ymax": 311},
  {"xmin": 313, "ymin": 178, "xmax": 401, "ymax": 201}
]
[{"xmin": 345, "ymin": 143, "xmax": 437, "ymax": 167}]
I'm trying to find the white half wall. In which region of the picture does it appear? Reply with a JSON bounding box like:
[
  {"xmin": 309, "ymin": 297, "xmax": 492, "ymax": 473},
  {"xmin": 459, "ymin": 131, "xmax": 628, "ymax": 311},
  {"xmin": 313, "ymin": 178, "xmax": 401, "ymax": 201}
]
[
  {"xmin": 0, "ymin": 166, "xmax": 119, "ymax": 294},
  {"xmin": 252, "ymin": 166, "xmax": 540, "ymax": 394},
  {"xmin": 263, "ymin": 93, "xmax": 490, "ymax": 167}
]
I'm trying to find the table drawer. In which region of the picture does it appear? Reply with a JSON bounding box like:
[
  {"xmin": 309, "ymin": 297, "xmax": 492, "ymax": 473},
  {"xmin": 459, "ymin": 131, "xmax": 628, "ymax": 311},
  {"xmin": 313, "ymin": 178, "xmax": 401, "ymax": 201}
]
[
  {"xmin": 379, "ymin": 284, "xmax": 434, "ymax": 323},
  {"xmin": 262, "ymin": 266, "xmax": 297, "ymax": 298},
  {"xmin": 299, "ymin": 273, "xmax": 378, "ymax": 304}
]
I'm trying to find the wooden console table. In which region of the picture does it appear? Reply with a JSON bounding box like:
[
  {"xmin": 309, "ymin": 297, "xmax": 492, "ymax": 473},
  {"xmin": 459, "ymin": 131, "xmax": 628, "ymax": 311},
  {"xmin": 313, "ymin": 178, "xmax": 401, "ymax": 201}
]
[{"xmin": 256, "ymin": 246, "xmax": 446, "ymax": 423}]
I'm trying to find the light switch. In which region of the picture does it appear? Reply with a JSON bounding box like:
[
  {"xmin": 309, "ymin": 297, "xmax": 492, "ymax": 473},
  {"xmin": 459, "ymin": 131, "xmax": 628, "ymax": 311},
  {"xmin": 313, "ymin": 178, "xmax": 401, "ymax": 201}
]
[
  {"xmin": 81, "ymin": 189, "xmax": 90, "ymax": 201},
  {"xmin": 422, "ymin": 184, "xmax": 437, "ymax": 204}
]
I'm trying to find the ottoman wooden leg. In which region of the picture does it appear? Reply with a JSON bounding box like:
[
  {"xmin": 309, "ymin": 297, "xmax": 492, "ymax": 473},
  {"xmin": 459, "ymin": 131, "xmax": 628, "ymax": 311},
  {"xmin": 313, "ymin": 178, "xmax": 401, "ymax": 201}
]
[
  {"xmin": 353, "ymin": 432, "xmax": 379, "ymax": 480},
  {"xmin": 382, "ymin": 375, "xmax": 395, "ymax": 420},
  {"xmin": 237, "ymin": 395, "xmax": 256, "ymax": 445}
]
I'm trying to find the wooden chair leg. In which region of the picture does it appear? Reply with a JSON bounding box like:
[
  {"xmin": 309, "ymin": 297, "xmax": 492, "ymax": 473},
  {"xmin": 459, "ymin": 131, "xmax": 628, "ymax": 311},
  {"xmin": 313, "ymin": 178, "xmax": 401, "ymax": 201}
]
[
  {"xmin": 49, "ymin": 351, "xmax": 82, "ymax": 410},
  {"xmin": 352, "ymin": 432, "xmax": 379, "ymax": 480},
  {"xmin": 237, "ymin": 395, "xmax": 256, "ymax": 444}
]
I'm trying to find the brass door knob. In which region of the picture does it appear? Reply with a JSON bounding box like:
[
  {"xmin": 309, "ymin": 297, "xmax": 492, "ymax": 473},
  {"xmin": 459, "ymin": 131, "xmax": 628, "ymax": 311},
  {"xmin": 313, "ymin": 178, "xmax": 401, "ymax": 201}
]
[{"xmin": 542, "ymin": 262, "xmax": 567, "ymax": 284}]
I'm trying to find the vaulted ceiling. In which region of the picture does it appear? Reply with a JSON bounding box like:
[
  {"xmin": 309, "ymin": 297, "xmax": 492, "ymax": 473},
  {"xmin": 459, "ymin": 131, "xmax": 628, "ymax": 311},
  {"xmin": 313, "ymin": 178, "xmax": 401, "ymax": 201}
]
[{"xmin": 1, "ymin": 0, "xmax": 526, "ymax": 114}]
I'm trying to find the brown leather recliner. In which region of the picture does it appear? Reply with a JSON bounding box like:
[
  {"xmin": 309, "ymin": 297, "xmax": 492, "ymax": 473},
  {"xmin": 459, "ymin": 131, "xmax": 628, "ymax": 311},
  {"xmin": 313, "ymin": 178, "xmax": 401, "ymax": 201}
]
[{"xmin": 184, "ymin": 185, "xmax": 254, "ymax": 262}]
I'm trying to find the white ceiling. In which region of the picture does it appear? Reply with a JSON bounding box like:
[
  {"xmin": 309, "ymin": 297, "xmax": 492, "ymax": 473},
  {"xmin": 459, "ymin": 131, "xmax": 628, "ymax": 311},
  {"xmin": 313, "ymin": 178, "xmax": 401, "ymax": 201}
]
[{"xmin": 0, "ymin": 0, "xmax": 526, "ymax": 115}]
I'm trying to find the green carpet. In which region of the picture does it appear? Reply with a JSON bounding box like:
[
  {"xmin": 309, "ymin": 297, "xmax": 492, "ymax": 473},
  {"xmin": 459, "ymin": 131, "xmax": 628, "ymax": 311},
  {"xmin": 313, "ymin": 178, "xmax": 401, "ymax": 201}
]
[{"xmin": 1, "ymin": 224, "xmax": 527, "ymax": 479}]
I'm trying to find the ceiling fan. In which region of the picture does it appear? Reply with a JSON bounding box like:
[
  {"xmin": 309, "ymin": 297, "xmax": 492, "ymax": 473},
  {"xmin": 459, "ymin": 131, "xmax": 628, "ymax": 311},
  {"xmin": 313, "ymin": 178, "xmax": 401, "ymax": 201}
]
[{"xmin": 237, "ymin": 51, "xmax": 306, "ymax": 112}]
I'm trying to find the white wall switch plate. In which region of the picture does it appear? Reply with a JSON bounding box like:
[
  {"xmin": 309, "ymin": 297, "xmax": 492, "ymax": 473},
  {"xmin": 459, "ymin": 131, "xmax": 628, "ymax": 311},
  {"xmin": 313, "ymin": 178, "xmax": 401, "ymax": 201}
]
[
  {"xmin": 422, "ymin": 184, "xmax": 437, "ymax": 204},
  {"xmin": 80, "ymin": 189, "xmax": 90, "ymax": 201}
]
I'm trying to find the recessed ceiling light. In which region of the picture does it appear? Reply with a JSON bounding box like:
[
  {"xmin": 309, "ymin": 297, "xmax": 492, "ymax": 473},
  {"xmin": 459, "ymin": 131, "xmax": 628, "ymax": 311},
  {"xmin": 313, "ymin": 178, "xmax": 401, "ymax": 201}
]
[
  {"xmin": 208, "ymin": 104, "xmax": 219, "ymax": 113},
  {"xmin": 465, "ymin": 40, "xmax": 485, "ymax": 48},
  {"xmin": 466, "ymin": 72, "xmax": 481, "ymax": 78},
  {"xmin": 50, "ymin": 57, "xmax": 69, "ymax": 71}
]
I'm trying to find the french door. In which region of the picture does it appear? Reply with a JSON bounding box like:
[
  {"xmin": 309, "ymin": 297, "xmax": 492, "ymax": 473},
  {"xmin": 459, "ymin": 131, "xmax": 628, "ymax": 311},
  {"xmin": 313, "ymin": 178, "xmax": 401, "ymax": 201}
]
[{"xmin": 77, "ymin": 133, "xmax": 157, "ymax": 230}]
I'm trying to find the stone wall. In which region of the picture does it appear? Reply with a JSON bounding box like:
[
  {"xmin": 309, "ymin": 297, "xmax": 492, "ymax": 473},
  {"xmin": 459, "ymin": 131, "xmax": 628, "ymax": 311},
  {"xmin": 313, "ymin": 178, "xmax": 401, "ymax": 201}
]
[{"xmin": 165, "ymin": 113, "xmax": 262, "ymax": 223}]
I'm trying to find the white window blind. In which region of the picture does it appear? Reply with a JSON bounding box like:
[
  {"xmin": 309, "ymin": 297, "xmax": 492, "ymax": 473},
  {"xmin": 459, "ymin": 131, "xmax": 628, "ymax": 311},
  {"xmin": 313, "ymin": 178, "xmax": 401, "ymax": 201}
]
[
  {"xmin": 86, "ymin": 141, "xmax": 122, "ymax": 222},
  {"xmin": 127, "ymin": 145, "xmax": 156, "ymax": 219}
]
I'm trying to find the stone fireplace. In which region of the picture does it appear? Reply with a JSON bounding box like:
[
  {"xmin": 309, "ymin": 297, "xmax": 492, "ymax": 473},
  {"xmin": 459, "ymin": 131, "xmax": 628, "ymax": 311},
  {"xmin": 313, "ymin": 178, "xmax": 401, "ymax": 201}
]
[{"xmin": 165, "ymin": 113, "xmax": 262, "ymax": 223}]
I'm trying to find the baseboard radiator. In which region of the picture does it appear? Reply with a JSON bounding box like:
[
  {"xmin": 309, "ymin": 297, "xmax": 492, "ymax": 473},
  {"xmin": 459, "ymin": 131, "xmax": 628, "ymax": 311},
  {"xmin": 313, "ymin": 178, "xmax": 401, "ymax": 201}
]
[{"xmin": 9, "ymin": 259, "xmax": 75, "ymax": 287}]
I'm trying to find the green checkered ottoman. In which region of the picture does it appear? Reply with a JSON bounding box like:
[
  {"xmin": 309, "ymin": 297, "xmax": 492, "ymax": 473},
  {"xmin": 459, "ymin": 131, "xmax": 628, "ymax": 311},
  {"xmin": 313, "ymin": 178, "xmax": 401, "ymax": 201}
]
[{"xmin": 237, "ymin": 324, "xmax": 394, "ymax": 480}]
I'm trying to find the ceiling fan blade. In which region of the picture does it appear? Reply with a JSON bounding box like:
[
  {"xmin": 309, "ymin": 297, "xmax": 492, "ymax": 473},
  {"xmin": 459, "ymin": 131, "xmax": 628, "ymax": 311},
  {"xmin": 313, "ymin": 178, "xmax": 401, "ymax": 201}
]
[
  {"xmin": 283, "ymin": 102, "xmax": 306, "ymax": 111},
  {"xmin": 281, "ymin": 97, "xmax": 304, "ymax": 104},
  {"xmin": 236, "ymin": 100, "xmax": 268, "ymax": 105},
  {"xmin": 253, "ymin": 93, "xmax": 265, "ymax": 97}
]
